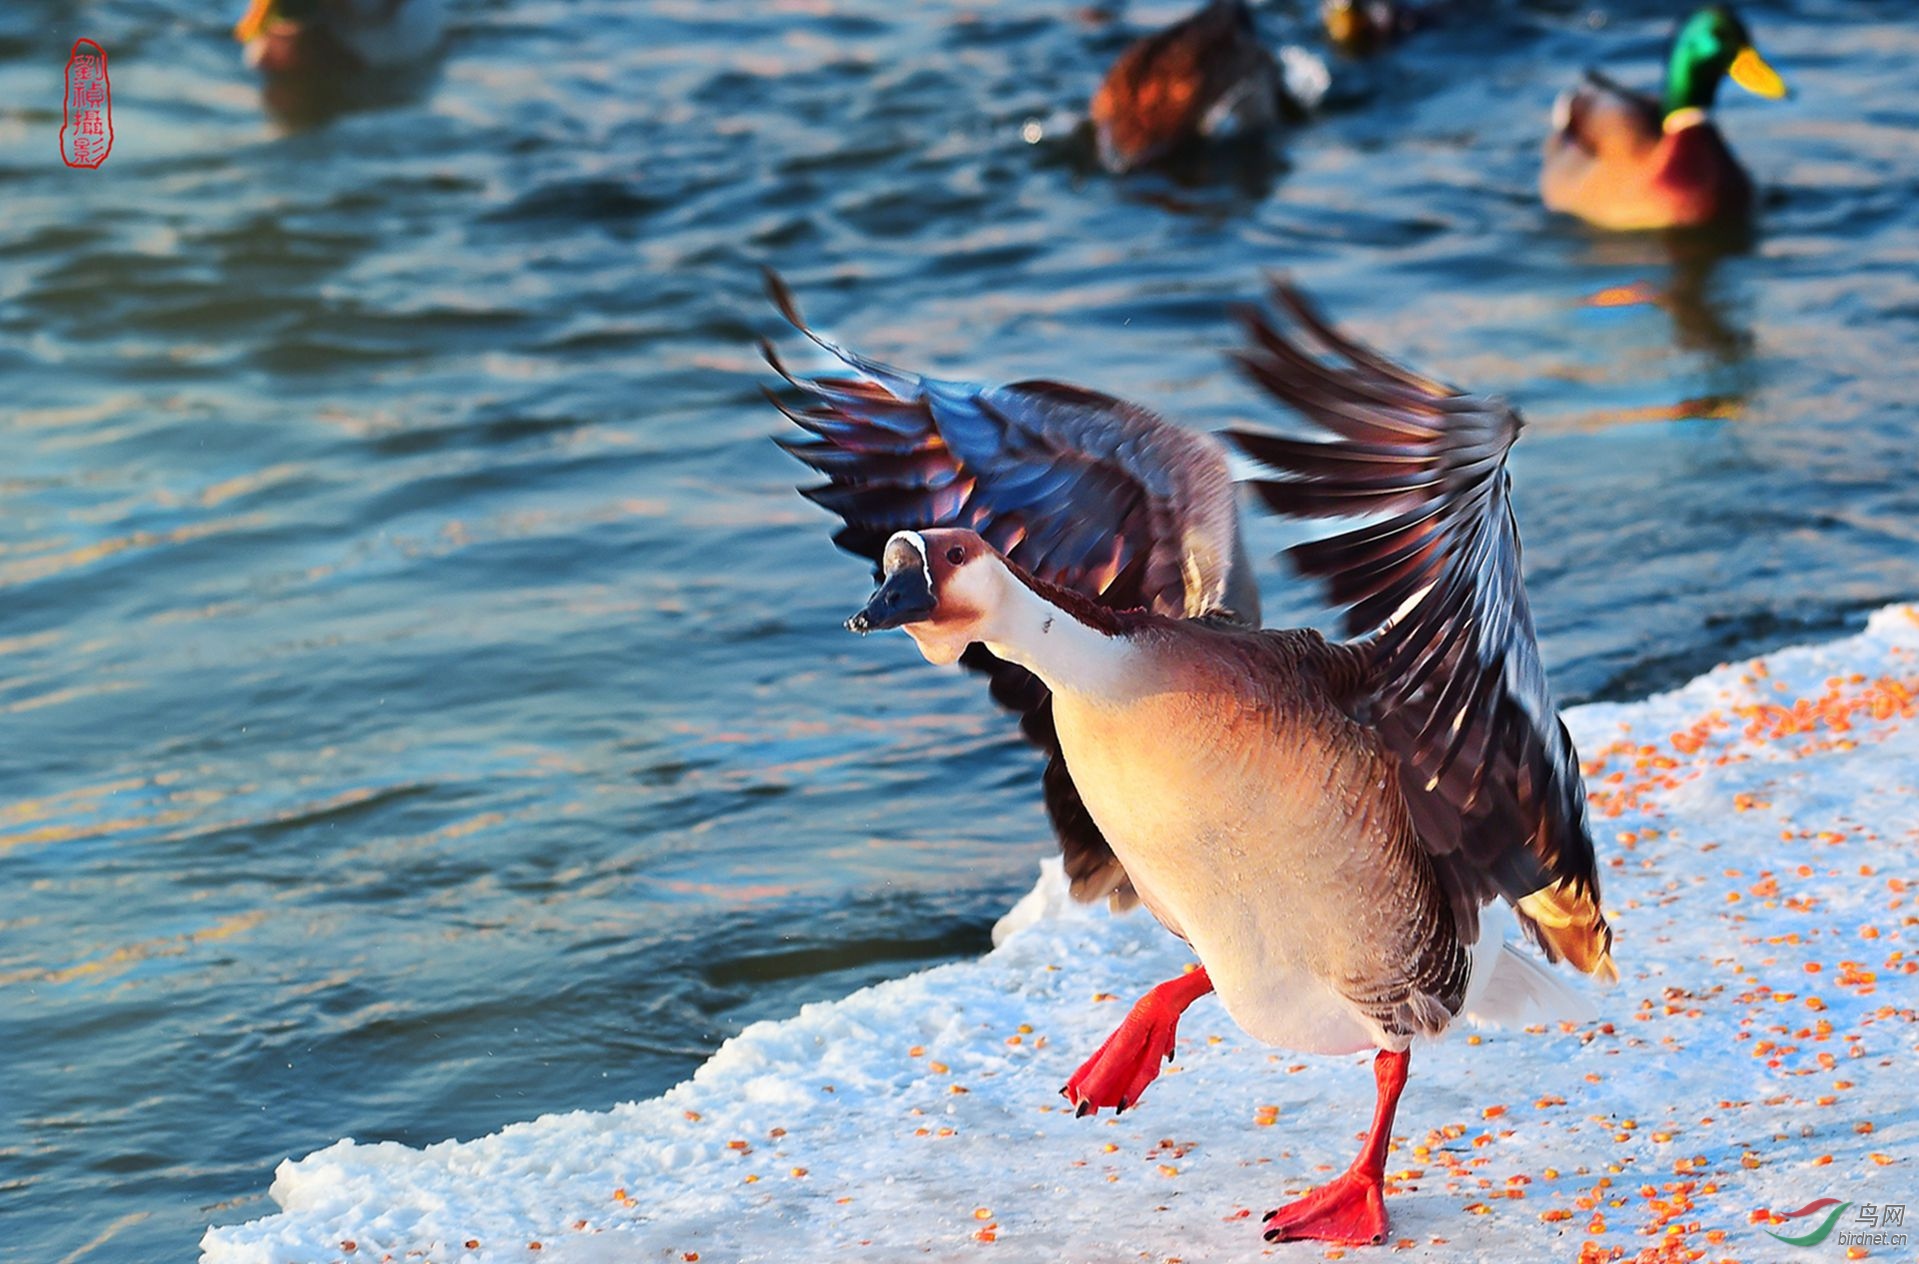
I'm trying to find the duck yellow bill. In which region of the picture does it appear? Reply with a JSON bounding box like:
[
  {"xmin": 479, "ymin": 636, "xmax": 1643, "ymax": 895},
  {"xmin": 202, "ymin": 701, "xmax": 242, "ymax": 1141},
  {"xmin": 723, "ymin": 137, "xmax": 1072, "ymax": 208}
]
[
  {"xmin": 234, "ymin": 0, "xmax": 276, "ymax": 44},
  {"xmin": 1728, "ymin": 46, "xmax": 1789, "ymax": 100}
]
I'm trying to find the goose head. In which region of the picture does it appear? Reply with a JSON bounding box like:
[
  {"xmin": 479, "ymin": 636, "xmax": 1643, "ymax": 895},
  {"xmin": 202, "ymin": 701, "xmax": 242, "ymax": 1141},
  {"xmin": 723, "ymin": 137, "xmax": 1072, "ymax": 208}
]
[{"xmin": 847, "ymin": 529, "xmax": 1003, "ymax": 666}]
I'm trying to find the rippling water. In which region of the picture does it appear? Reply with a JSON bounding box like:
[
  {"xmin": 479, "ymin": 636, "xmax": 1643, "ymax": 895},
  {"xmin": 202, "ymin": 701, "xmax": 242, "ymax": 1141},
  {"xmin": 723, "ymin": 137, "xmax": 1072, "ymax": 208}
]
[{"xmin": 2, "ymin": 1, "xmax": 1915, "ymax": 1259}]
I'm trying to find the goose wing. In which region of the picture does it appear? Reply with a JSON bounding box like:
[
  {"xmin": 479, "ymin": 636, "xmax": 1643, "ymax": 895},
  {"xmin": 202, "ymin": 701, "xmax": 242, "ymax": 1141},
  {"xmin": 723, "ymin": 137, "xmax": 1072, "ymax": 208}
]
[
  {"xmin": 1228, "ymin": 281, "xmax": 1614, "ymax": 979},
  {"xmin": 763, "ymin": 271, "xmax": 1255, "ymax": 908}
]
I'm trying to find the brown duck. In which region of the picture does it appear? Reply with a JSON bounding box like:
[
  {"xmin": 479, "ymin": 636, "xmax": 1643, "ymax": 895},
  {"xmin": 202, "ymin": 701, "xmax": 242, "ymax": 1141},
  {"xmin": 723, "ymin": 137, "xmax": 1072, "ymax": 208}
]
[
  {"xmin": 1541, "ymin": 5, "xmax": 1788, "ymax": 231},
  {"xmin": 1090, "ymin": 0, "xmax": 1295, "ymax": 172},
  {"xmin": 764, "ymin": 274, "xmax": 1615, "ymax": 1247}
]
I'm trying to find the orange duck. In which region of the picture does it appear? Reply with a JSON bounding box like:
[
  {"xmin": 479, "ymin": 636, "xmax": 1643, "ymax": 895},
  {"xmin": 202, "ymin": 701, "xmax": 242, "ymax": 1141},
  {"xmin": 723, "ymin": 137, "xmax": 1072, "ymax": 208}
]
[
  {"xmin": 234, "ymin": 0, "xmax": 445, "ymax": 76},
  {"xmin": 1321, "ymin": 1, "xmax": 1423, "ymax": 57},
  {"xmin": 1542, "ymin": 5, "xmax": 1788, "ymax": 231}
]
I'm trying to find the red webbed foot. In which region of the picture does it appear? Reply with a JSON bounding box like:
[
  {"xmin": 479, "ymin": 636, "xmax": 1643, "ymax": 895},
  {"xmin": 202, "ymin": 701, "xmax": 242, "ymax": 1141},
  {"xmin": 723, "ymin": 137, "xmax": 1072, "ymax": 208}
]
[
  {"xmin": 1061, "ymin": 966, "xmax": 1212, "ymax": 1116},
  {"xmin": 1261, "ymin": 1169, "xmax": 1388, "ymax": 1246},
  {"xmin": 1061, "ymin": 1015, "xmax": 1173, "ymax": 1116},
  {"xmin": 1258, "ymin": 1047, "xmax": 1411, "ymax": 1247}
]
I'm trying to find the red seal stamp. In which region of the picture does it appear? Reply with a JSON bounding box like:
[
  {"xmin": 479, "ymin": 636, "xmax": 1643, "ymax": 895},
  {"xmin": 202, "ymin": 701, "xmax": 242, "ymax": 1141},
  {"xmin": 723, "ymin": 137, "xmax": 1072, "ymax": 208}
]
[{"xmin": 60, "ymin": 39, "xmax": 113, "ymax": 169}]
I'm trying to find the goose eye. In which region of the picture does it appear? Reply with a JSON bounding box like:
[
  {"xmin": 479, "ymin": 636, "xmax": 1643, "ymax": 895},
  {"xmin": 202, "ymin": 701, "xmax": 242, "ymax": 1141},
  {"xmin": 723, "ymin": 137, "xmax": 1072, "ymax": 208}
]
[{"xmin": 945, "ymin": 546, "xmax": 965, "ymax": 565}]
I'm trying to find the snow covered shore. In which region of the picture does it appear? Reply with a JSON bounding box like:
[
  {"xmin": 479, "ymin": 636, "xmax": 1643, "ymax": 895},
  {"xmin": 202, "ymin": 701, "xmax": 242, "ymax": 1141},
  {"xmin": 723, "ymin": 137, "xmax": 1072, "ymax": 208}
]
[{"xmin": 204, "ymin": 606, "xmax": 1919, "ymax": 1264}]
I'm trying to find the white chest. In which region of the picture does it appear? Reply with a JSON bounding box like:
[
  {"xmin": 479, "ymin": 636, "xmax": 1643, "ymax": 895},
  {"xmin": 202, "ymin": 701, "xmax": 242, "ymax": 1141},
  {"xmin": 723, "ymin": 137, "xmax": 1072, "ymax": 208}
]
[{"xmin": 1049, "ymin": 685, "xmax": 1382, "ymax": 1055}]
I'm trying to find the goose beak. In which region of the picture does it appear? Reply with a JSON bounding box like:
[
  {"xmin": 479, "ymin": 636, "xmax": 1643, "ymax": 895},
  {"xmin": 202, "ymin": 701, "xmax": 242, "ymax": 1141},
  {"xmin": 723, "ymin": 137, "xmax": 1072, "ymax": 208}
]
[
  {"xmin": 847, "ymin": 565, "xmax": 936, "ymax": 633},
  {"xmin": 1728, "ymin": 46, "xmax": 1789, "ymax": 100}
]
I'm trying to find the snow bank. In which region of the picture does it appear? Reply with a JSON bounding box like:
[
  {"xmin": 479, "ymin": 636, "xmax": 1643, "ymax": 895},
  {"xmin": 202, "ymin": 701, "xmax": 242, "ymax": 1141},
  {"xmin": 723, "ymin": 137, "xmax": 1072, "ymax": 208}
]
[{"xmin": 204, "ymin": 606, "xmax": 1919, "ymax": 1264}]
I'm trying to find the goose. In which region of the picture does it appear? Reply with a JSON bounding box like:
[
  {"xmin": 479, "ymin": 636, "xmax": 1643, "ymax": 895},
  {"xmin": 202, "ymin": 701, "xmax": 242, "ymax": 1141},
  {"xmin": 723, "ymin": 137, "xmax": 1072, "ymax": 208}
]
[
  {"xmin": 1541, "ymin": 5, "xmax": 1788, "ymax": 231},
  {"xmin": 763, "ymin": 273, "xmax": 1616, "ymax": 1246},
  {"xmin": 1090, "ymin": 0, "xmax": 1298, "ymax": 173},
  {"xmin": 233, "ymin": 0, "xmax": 446, "ymax": 75}
]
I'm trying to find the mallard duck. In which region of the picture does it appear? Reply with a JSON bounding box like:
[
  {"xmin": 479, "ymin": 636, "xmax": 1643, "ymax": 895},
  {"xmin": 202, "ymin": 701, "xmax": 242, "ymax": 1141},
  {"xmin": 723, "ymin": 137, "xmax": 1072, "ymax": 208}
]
[
  {"xmin": 234, "ymin": 0, "xmax": 446, "ymax": 75},
  {"xmin": 1542, "ymin": 5, "xmax": 1788, "ymax": 231},
  {"xmin": 765, "ymin": 274, "xmax": 1614, "ymax": 1246},
  {"xmin": 1091, "ymin": 0, "xmax": 1295, "ymax": 172}
]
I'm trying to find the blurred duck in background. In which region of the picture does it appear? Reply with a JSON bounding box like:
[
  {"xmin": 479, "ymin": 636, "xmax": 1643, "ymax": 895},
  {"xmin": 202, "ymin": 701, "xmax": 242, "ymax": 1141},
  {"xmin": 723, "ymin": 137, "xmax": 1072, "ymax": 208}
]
[
  {"xmin": 1541, "ymin": 5, "xmax": 1788, "ymax": 231},
  {"xmin": 234, "ymin": 0, "xmax": 447, "ymax": 75},
  {"xmin": 1091, "ymin": 0, "xmax": 1324, "ymax": 173},
  {"xmin": 1320, "ymin": 0, "xmax": 1426, "ymax": 57}
]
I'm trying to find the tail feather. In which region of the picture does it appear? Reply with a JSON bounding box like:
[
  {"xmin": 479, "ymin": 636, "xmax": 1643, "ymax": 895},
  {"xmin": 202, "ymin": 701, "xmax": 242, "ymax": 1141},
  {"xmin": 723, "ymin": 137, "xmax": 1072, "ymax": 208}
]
[
  {"xmin": 1463, "ymin": 939, "xmax": 1599, "ymax": 1030},
  {"xmin": 1518, "ymin": 878, "xmax": 1618, "ymax": 983}
]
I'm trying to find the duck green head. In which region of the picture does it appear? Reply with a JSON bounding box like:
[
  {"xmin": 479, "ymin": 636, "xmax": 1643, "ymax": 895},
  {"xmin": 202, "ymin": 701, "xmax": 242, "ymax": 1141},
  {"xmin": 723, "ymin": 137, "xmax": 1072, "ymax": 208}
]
[{"xmin": 1664, "ymin": 6, "xmax": 1789, "ymax": 116}]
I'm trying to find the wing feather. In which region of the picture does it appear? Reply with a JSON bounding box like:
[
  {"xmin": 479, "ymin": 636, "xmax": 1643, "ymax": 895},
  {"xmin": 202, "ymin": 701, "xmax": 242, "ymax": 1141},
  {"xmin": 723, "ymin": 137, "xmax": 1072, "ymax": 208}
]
[
  {"xmin": 1229, "ymin": 279, "xmax": 1615, "ymax": 980},
  {"xmin": 763, "ymin": 270, "xmax": 1255, "ymax": 908}
]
